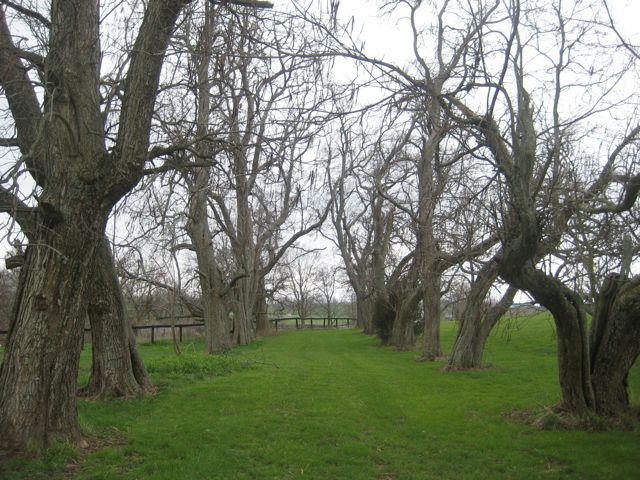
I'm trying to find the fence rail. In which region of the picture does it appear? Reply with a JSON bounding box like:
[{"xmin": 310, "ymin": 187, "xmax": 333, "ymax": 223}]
[
  {"xmin": 0, "ymin": 317, "xmax": 355, "ymax": 346},
  {"xmin": 268, "ymin": 316, "xmax": 354, "ymax": 331}
]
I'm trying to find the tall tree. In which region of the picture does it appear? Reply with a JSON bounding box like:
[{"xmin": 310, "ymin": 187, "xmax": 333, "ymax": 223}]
[{"xmin": 0, "ymin": 0, "xmax": 193, "ymax": 452}]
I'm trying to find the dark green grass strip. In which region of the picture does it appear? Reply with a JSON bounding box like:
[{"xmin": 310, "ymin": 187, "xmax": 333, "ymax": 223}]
[{"xmin": 2, "ymin": 316, "xmax": 640, "ymax": 479}]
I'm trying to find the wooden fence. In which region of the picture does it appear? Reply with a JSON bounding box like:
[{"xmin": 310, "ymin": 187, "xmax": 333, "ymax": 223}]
[
  {"xmin": 0, "ymin": 317, "xmax": 356, "ymax": 346},
  {"xmin": 268, "ymin": 316, "xmax": 354, "ymax": 331}
]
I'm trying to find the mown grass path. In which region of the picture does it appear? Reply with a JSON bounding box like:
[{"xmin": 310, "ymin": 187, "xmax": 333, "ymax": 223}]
[{"xmin": 4, "ymin": 317, "xmax": 640, "ymax": 479}]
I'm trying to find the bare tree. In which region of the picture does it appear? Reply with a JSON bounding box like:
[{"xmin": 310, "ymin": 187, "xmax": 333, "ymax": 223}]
[
  {"xmin": 0, "ymin": 0, "xmax": 269, "ymax": 453},
  {"xmin": 446, "ymin": 0, "xmax": 640, "ymax": 415}
]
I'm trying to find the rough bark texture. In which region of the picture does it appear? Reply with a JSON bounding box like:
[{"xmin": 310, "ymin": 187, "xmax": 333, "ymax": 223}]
[
  {"xmin": 0, "ymin": 230, "xmax": 100, "ymax": 451},
  {"xmin": 186, "ymin": 179, "xmax": 233, "ymax": 354},
  {"xmin": 447, "ymin": 256, "xmax": 517, "ymax": 370},
  {"xmin": 589, "ymin": 275, "xmax": 640, "ymax": 415},
  {"xmin": 79, "ymin": 239, "xmax": 146, "ymax": 398},
  {"xmin": 0, "ymin": 0, "xmax": 191, "ymax": 452},
  {"xmin": 231, "ymin": 281, "xmax": 256, "ymax": 346}
]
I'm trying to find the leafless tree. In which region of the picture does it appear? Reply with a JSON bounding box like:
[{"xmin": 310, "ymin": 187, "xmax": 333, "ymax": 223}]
[
  {"xmin": 0, "ymin": 0, "xmax": 272, "ymax": 454},
  {"xmin": 445, "ymin": 0, "xmax": 640, "ymax": 415}
]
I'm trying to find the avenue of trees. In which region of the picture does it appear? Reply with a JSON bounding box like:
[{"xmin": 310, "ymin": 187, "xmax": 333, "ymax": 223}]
[{"xmin": 0, "ymin": 0, "xmax": 638, "ymax": 454}]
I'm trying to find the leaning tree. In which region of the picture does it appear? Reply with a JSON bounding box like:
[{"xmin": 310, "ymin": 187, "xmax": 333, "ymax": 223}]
[{"xmin": 446, "ymin": 0, "xmax": 640, "ymax": 415}]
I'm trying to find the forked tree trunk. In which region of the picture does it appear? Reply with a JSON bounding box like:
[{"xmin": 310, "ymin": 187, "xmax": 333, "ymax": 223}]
[
  {"xmin": 79, "ymin": 238, "xmax": 148, "ymax": 398},
  {"xmin": 0, "ymin": 0, "xmax": 190, "ymax": 454}
]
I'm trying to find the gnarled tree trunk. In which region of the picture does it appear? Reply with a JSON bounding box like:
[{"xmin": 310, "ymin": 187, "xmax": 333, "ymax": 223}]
[{"xmin": 589, "ymin": 275, "xmax": 640, "ymax": 415}]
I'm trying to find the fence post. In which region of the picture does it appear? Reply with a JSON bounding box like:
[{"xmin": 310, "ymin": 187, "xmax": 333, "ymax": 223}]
[
  {"xmin": 151, "ymin": 326, "xmax": 155, "ymax": 344},
  {"xmin": 310, "ymin": 318, "xmax": 313, "ymax": 329},
  {"xmin": 179, "ymin": 325, "xmax": 183, "ymax": 342}
]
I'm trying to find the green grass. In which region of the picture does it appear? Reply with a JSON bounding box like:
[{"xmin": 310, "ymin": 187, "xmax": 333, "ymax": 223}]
[{"xmin": 2, "ymin": 316, "xmax": 640, "ymax": 479}]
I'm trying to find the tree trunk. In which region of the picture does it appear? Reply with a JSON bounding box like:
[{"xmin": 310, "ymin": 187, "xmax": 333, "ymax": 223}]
[
  {"xmin": 357, "ymin": 292, "xmax": 374, "ymax": 334},
  {"xmin": 79, "ymin": 238, "xmax": 145, "ymax": 398},
  {"xmin": 0, "ymin": 0, "xmax": 191, "ymax": 454},
  {"xmin": 448, "ymin": 281, "xmax": 517, "ymax": 370},
  {"xmin": 128, "ymin": 328, "xmax": 152, "ymax": 390},
  {"xmin": 421, "ymin": 271, "xmax": 443, "ymax": 361},
  {"xmin": 389, "ymin": 287, "xmax": 422, "ymax": 350},
  {"xmin": 0, "ymin": 222, "xmax": 103, "ymax": 452},
  {"xmin": 510, "ymin": 264, "xmax": 595, "ymax": 413},
  {"xmin": 254, "ymin": 278, "xmax": 272, "ymax": 336},
  {"xmin": 231, "ymin": 280, "xmax": 255, "ymax": 345},
  {"xmin": 589, "ymin": 275, "xmax": 640, "ymax": 415}
]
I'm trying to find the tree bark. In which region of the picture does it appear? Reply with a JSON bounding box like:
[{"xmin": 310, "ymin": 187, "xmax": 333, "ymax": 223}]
[
  {"xmin": 0, "ymin": 0, "xmax": 191, "ymax": 452},
  {"xmin": 589, "ymin": 275, "xmax": 640, "ymax": 415},
  {"xmin": 0, "ymin": 220, "xmax": 103, "ymax": 451},
  {"xmin": 254, "ymin": 277, "xmax": 273, "ymax": 336},
  {"xmin": 421, "ymin": 271, "xmax": 443, "ymax": 360},
  {"xmin": 231, "ymin": 280, "xmax": 256, "ymax": 345},
  {"xmin": 389, "ymin": 286, "xmax": 422, "ymax": 350},
  {"xmin": 356, "ymin": 292, "xmax": 374, "ymax": 333},
  {"xmin": 79, "ymin": 238, "xmax": 148, "ymax": 398},
  {"xmin": 448, "ymin": 277, "xmax": 517, "ymax": 370},
  {"xmin": 187, "ymin": 179, "xmax": 233, "ymax": 354}
]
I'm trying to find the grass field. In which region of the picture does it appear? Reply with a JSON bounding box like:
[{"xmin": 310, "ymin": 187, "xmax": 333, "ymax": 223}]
[{"xmin": 2, "ymin": 315, "xmax": 640, "ymax": 479}]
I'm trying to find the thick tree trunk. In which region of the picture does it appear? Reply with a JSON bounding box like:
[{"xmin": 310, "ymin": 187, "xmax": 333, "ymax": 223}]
[
  {"xmin": 79, "ymin": 238, "xmax": 146, "ymax": 398},
  {"xmin": 358, "ymin": 294, "xmax": 375, "ymax": 334},
  {"xmin": 203, "ymin": 290, "xmax": 232, "ymax": 354},
  {"xmin": 589, "ymin": 275, "xmax": 640, "ymax": 415},
  {"xmin": 389, "ymin": 287, "xmax": 422, "ymax": 350},
  {"xmin": 508, "ymin": 265, "xmax": 595, "ymax": 413},
  {"xmin": 187, "ymin": 181, "xmax": 232, "ymax": 354},
  {"xmin": 231, "ymin": 280, "xmax": 255, "ymax": 345},
  {"xmin": 0, "ymin": 222, "xmax": 103, "ymax": 452},
  {"xmin": 0, "ymin": 0, "xmax": 190, "ymax": 455}
]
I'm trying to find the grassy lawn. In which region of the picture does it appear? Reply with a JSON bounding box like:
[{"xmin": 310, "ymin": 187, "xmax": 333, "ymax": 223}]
[{"xmin": 2, "ymin": 315, "xmax": 640, "ymax": 479}]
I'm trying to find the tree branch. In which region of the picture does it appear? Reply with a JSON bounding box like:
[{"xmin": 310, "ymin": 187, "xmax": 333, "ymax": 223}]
[{"xmin": 0, "ymin": 0, "xmax": 51, "ymax": 28}]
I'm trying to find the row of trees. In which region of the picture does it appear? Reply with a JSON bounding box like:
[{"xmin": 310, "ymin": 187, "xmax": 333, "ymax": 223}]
[{"xmin": 0, "ymin": 0, "xmax": 638, "ymax": 454}]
